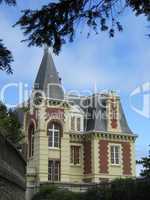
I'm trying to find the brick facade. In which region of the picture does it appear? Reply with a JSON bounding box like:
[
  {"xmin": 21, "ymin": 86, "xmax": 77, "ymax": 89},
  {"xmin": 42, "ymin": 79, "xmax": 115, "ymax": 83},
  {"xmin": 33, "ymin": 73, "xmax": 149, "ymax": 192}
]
[
  {"xmin": 122, "ymin": 142, "xmax": 132, "ymax": 175},
  {"xmin": 83, "ymin": 141, "xmax": 92, "ymax": 174},
  {"xmin": 110, "ymin": 98, "xmax": 118, "ymax": 129},
  {"xmin": 46, "ymin": 107, "xmax": 64, "ymax": 121},
  {"xmin": 99, "ymin": 140, "xmax": 109, "ymax": 174},
  {"xmin": 99, "ymin": 140, "xmax": 132, "ymax": 175}
]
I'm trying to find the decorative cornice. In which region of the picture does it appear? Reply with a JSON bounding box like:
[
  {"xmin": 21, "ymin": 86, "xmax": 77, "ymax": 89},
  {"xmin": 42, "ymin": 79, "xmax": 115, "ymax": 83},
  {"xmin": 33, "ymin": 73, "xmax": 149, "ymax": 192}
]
[
  {"xmin": 69, "ymin": 131, "xmax": 137, "ymax": 142},
  {"xmin": 46, "ymin": 99, "xmax": 70, "ymax": 109},
  {"xmin": 70, "ymin": 133, "xmax": 84, "ymax": 143}
]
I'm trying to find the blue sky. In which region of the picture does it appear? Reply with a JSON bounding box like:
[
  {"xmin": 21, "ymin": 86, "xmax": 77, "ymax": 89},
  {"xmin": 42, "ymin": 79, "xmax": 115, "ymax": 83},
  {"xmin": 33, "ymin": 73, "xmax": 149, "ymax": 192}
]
[{"xmin": 0, "ymin": 1, "xmax": 150, "ymax": 174}]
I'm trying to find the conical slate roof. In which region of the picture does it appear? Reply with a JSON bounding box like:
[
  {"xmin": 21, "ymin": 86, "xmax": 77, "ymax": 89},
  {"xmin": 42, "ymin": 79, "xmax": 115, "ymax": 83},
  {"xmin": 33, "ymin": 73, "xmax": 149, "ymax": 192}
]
[{"xmin": 34, "ymin": 47, "xmax": 64, "ymax": 100}]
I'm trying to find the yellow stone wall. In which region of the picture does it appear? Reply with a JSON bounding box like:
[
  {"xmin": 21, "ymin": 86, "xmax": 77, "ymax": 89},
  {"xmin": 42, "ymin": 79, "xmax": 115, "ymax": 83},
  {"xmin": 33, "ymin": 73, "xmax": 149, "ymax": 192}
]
[
  {"xmin": 26, "ymin": 102, "xmax": 136, "ymax": 186},
  {"xmin": 69, "ymin": 142, "xmax": 83, "ymax": 182}
]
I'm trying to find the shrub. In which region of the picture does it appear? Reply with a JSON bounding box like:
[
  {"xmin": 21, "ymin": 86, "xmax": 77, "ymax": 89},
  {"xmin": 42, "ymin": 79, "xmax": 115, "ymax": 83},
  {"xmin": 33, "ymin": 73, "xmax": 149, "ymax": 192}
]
[
  {"xmin": 32, "ymin": 179, "xmax": 150, "ymax": 200},
  {"xmin": 32, "ymin": 185, "xmax": 82, "ymax": 200},
  {"xmin": 32, "ymin": 185, "xmax": 58, "ymax": 200}
]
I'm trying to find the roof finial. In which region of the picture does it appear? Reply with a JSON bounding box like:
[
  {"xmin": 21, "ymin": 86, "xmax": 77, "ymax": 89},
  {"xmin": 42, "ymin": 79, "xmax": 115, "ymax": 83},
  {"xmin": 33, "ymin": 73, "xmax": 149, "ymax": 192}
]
[{"xmin": 44, "ymin": 44, "xmax": 49, "ymax": 53}]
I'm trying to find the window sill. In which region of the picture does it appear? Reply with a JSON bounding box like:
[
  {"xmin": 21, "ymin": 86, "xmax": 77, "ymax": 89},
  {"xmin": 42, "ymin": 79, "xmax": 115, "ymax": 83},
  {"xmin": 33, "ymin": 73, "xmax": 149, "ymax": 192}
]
[
  {"xmin": 70, "ymin": 164, "xmax": 81, "ymax": 167},
  {"xmin": 70, "ymin": 130, "xmax": 83, "ymax": 133},
  {"xmin": 48, "ymin": 147, "xmax": 60, "ymax": 150},
  {"xmin": 48, "ymin": 180, "xmax": 60, "ymax": 183},
  {"xmin": 110, "ymin": 164, "xmax": 121, "ymax": 167}
]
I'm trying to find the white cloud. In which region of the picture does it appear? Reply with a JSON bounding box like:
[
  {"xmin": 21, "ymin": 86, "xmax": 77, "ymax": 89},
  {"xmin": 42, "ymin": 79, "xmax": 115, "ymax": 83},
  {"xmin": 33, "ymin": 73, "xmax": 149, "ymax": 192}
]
[{"xmin": 0, "ymin": 7, "xmax": 149, "ymax": 94}]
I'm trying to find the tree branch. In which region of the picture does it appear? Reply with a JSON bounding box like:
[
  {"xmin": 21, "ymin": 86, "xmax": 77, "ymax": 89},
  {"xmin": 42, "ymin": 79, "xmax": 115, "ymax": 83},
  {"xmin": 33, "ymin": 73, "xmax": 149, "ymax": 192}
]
[
  {"xmin": 13, "ymin": 0, "xmax": 150, "ymax": 54},
  {"xmin": 0, "ymin": 39, "xmax": 13, "ymax": 74},
  {"xmin": 0, "ymin": 0, "xmax": 16, "ymax": 6}
]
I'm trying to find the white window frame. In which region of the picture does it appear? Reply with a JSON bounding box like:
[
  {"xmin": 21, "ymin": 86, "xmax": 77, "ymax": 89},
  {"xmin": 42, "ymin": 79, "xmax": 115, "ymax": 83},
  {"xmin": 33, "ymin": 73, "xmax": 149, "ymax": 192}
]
[
  {"xmin": 110, "ymin": 144, "xmax": 121, "ymax": 165},
  {"xmin": 70, "ymin": 145, "xmax": 81, "ymax": 165},
  {"xmin": 48, "ymin": 124, "xmax": 60, "ymax": 149},
  {"xmin": 48, "ymin": 160, "xmax": 60, "ymax": 181}
]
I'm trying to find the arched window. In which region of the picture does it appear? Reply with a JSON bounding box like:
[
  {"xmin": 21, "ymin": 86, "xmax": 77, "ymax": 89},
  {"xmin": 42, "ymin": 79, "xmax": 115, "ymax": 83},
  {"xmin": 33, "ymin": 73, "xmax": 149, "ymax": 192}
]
[
  {"xmin": 28, "ymin": 123, "xmax": 35, "ymax": 157},
  {"xmin": 47, "ymin": 122, "xmax": 61, "ymax": 148}
]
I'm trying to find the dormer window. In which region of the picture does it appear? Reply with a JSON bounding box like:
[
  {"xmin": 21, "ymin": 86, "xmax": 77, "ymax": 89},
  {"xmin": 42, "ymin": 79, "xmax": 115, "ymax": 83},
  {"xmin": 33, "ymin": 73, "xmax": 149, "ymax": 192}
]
[{"xmin": 48, "ymin": 122, "xmax": 61, "ymax": 148}]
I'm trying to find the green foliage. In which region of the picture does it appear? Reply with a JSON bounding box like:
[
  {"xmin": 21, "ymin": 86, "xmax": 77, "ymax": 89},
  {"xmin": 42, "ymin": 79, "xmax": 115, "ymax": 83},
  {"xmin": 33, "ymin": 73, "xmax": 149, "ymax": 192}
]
[
  {"xmin": 110, "ymin": 178, "xmax": 150, "ymax": 200},
  {"xmin": 32, "ymin": 179, "xmax": 150, "ymax": 200},
  {"xmin": 32, "ymin": 185, "xmax": 82, "ymax": 200},
  {"xmin": 137, "ymin": 147, "xmax": 150, "ymax": 178},
  {"xmin": 0, "ymin": 0, "xmax": 16, "ymax": 6},
  {"xmin": 110, "ymin": 179, "xmax": 136, "ymax": 200},
  {"xmin": 129, "ymin": 0, "xmax": 150, "ymax": 17},
  {"xmin": 0, "ymin": 0, "xmax": 15, "ymax": 74},
  {"xmin": 84, "ymin": 178, "xmax": 150, "ymax": 200},
  {"xmin": 32, "ymin": 185, "xmax": 58, "ymax": 200},
  {"xmin": 0, "ymin": 39, "xmax": 13, "ymax": 74},
  {"xmin": 0, "ymin": 101, "xmax": 23, "ymax": 145},
  {"xmin": 15, "ymin": 0, "xmax": 150, "ymax": 54},
  {"xmin": 0, "ymin": 0, "xmax": 150, "ymax": 73}
]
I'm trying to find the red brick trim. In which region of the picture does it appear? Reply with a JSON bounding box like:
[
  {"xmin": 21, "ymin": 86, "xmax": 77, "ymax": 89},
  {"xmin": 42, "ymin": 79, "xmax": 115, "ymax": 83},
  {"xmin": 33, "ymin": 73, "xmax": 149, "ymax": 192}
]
[
  {"xmin": 83, "ymin": 141, "xmax": 92, "ymax": 174},
  {"xmin": 110, "ymin": 98, "xmax": 118, "ymax": 129},
  {"xmin": 28, "ymin": 122, "xmax": 35, "ymax": 158},
  {"xmin": 99, "ymin": 140, "xmax": 132, "ymax": 175},
  {"xmin": 122, "ymin": 142, "xmax": 132, "ymax": 175},
  {"xmin": 29, "ymin": 111, "xmax": 37, "ymax": 128},
  {"xmin": 46, "ymin": 108, "xmax": 64, "ymax": 121},
  {"xmin": 99, "ymin": 140, "xmax": 109, "ymax": 174}
]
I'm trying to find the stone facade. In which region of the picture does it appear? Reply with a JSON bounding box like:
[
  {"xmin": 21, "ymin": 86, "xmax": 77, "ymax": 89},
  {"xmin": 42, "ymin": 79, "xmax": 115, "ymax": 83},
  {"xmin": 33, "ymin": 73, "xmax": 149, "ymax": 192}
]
[
  {"xmin": 19, "ymin": 49, "xmax": 137, "ymax": 199},
  {"xmin": 0, "ymin": 177, "xmax": 25, "ymax": 200},
  {"xmin": 0, "ymin": 134, "xmax": 26, "ymax": 200}
]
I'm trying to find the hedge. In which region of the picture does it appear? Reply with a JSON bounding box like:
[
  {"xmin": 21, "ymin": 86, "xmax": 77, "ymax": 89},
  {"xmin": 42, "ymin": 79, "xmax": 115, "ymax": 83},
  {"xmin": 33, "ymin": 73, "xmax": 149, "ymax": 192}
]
[{"xmin": 32, "ymin": 178, "xmax": 150, "ymax": 200}]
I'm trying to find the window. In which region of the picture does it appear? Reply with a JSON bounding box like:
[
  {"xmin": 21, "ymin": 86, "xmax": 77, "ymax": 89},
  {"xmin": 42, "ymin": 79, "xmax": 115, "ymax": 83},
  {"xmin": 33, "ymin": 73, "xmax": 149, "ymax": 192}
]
[
  {"xmin": 48, "ymin": 160, "xmax": 60, "ymax": 181},
  {"xmin": 71, "ymin": 116, "xmax": 75, "ymax": 130},
  {"xmin": 28, "ymin": 123, "xmax": 35, "ymax": 158},
  {"xmin": 77, "ymin": 117, "xmax": 81, "ymax": 131},
  {"xmin": 48, "ymin": 122, "xmax": 61, "ymax": 148},
  {"xmin": 110, "ymin": 145, "xmax": 120, "ymax": 165},
  {"xmin": 70, "ymin": 146, "xmax": 81, "ymax": 165}
]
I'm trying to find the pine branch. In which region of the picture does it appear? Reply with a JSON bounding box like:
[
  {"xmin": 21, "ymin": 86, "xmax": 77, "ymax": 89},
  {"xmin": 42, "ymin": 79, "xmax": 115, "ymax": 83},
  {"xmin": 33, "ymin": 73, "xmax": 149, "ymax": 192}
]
[
  {"xmin": 0, "ymin": 0, "xmax": 16, "ymax": 6},
  {"xmin": 0, "ymin": 39, "xmax": 13, "ymax": 74},
  {"xmin": 14, "ymin": 0, "xmax": 150, "ymax": 54}
]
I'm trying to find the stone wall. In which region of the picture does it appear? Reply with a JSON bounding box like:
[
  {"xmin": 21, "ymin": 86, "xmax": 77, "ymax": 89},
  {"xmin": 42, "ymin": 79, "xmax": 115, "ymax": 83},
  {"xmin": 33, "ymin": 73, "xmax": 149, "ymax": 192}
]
[{"xmin": 0, "ymin": 134, "xmax": 26, "ymax": 200}]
